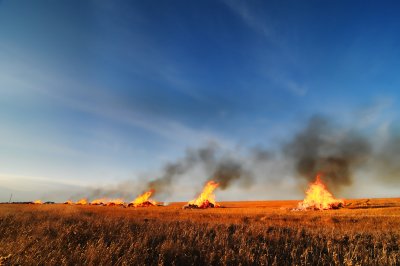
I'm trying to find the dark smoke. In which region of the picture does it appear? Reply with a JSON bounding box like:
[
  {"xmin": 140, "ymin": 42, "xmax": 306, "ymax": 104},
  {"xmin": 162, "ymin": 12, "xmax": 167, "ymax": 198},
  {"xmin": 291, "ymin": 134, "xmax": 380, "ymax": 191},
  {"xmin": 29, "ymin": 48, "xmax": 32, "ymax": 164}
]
[
  {"xmin": 211, "ymin": 159, "xmax": 251, "ymax": 190},
  {"xmin": 251, "ymin": 147, "xmax": 274, "ymax": 162},
  {"xmin": 284, "ymin": 115, "xmax": 371, "ymax": 191},
  {"xmin": 147, "ymin": 143, "xmax": 218, "ymax": 194},
  {"xmin": 71, "ymin": 142, "xmax": 267, "ymax": 200},
  {"xmin": 71, "ymin": 113, "xmax": 400, "ymax": 201},
  {"xmin": 147, "ymin": 143, "xmax": 265, "ymax": 194}
]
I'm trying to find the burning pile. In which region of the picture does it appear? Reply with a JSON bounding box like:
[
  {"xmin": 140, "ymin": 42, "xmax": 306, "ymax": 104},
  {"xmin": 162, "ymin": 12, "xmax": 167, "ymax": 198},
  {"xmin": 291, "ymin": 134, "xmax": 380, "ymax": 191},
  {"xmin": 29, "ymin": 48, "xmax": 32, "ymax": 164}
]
[
  {"xmin": 128, "ymin": 190, "xmax": 157, "ymax": 207},
  {"xmin": 90, "ymin": 198, "xmax": 125, "ymax": 206},
  {"xmin": 184, "ymin": 181, "xmax": 220, "ymax": 209},
  {"xmin": 75, "ymin": 198, "xmax": 88, "ymax": 205},
  {"xmin": 63, "ymin": 198, "xmax": 126, "ymax": 206},
  {"xmin": 297, "ymin": 174, "xmax": 344, "ymax": 210},
  {"xmin": 105, "ymin": 199, "xmax": 125, "ymax": 206},
  {"xmin": 60, "ymin": 192, "xmax": 160, "ymax": 207},
  {"xmin": 90, "ymin": 198, "xmax": 106, "ymax": 205},
  {"xmin": 27, "ymin": 188, "xmax": 163, "ymax": 207}
]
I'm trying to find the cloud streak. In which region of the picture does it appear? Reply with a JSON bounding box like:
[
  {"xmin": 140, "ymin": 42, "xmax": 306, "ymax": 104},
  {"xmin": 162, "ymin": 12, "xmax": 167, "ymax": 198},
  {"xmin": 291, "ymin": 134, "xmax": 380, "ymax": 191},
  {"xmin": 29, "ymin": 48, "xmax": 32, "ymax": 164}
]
[
  {"xmin": 222, "ymin": 1, "xmax": 309, "ymax": 97},
  {"xmin": 0, "ymin": 43, "xmax": 224, "ymax": 147},
  {"xmin": 222, "ymin": 0, "xmax": 276, "ymax": 42}
]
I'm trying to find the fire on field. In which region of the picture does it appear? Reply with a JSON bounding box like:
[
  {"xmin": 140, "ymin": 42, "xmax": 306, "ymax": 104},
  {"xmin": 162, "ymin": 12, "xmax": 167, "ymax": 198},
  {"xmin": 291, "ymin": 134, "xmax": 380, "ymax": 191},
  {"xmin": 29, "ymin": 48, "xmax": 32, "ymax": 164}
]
[
  {"xmin": 20, "ymin": 175, "xmax": 346, "ymax": 211},
  {"xmin": 12, "ymin": 173, "xmax": 353, "ymax": 212},
  {"xmin": 59, "ymin": 190, "xmax": 162, "ymax": 207},
  {"xmin": 27, "ymin": 180, "xmax": 223, "ymax": 210},
  {"xmin": 294, "ymin": 173, "xmax": 344, "ymax": 211},
  {"xmin": 183, "ymin": 180, "xmax": 220, "ymax": 209},
  {"xmin": 128, "ymin": 190, "xmax": 159, "ymax": 207}
]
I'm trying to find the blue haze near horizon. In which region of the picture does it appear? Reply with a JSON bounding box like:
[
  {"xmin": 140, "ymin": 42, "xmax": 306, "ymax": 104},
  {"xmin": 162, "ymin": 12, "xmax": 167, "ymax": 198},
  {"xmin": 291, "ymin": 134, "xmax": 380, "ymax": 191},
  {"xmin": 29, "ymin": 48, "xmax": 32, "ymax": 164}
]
[{"xmin": 1, "ymin": 0, "xmax": 400, "ymax": 202}]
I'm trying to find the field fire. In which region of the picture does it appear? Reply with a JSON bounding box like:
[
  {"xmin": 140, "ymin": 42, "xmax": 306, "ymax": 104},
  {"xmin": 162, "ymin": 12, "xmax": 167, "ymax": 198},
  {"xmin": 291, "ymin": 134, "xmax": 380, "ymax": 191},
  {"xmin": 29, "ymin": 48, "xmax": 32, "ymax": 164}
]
[
  {"xmin": 63, "ymin": 200, "xmax": 73, "ymax": 205},
  {"xmin": 33, "ymin": 191, "xmax": 163, "ymax": 208},
  {"xmin": 296, "ymin": 174, "xmax": 344, "ymax": 210},
  {"xmin": 90, "ymin": 198, "xmax": 125, "ymax": 206},
  {"xmin": 75, "ymin": 198, "xmax": 88, "ymax": 205},
  {"xmin": 1, "ymin": 198, "xmax": 399, "ymax": 265},
  {"xmin": 3, "ymin": 1, "xmax": 400, "ymax": 265},
  {"xmin": 128, "ymin": 190, "xmax": 158, "ymax": 207},
  {"xmin": 2, "ymin": 180, "xmax": 400, "ymax": 266},
  {"xmin": 184, "ymin": 181, "xmax": 220, "ymax": 209}
]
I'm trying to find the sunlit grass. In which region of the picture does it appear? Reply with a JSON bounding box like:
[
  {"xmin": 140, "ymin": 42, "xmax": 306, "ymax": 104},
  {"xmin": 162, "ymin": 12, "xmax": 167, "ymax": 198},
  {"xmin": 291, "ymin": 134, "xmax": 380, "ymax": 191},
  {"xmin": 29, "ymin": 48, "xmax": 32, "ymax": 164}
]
[{"xmin": 0, "ymin": 199, "xmax": 399, "ymax": 265}]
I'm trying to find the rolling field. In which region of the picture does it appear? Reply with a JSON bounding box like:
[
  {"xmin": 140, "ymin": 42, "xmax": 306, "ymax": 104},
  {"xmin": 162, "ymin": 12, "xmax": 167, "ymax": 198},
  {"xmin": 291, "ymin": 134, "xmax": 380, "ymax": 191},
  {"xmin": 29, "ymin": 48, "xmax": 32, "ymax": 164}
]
[{"xmin": 0, "ymin": 198, "xmax": 399, "ymax": 265}]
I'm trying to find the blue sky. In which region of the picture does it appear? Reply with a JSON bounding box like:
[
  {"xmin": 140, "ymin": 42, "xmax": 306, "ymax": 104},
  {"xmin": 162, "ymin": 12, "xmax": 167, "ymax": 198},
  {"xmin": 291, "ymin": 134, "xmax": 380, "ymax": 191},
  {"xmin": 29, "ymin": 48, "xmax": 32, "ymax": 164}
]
[{"xmin": 1, "ymin": 0, "xmax": 400, "ymax": 202}]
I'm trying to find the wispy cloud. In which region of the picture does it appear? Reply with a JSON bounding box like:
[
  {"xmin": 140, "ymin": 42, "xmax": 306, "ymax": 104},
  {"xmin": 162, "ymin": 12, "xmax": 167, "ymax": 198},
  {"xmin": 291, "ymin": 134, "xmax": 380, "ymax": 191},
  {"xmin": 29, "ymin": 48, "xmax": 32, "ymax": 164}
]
[
  {"xmin": 354, "ymin": 97, "xmax": 394, "ymax": 129},
  {"xmin": 90, "ymin": 5, "xmax": 218, "ymax": 108},
  {"xmin": 158, "ymin": 66, "xmax": 215, "ymax": 106},
  {"xmin": 0, "ymin": 43, "xmax": 227, "ymax": 147},
  {"xmin": 222, "ymin": 1, "xmax": 308, "ymax": 97},
  {"xmin": 267, "ymin": 72, "xmax": 308, "ymax": 96},
  {"xmin": 222, "ymin": 0, "xmax": 276, "ymax": 43}
]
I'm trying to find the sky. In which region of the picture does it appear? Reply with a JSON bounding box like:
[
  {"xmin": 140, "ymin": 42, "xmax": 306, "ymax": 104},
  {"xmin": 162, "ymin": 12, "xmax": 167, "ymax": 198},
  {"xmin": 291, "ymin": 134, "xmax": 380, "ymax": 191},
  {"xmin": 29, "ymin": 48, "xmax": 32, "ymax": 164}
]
[{"xmin": 1, "ymin": 0, "xmax": 400, "ymax": 202}]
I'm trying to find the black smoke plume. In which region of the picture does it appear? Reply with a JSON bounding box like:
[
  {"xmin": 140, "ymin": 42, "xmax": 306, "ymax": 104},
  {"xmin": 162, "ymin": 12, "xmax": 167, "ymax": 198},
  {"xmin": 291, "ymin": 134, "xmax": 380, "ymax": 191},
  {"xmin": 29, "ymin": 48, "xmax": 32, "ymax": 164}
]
[
  {"xmin": 72, "ymin": 113, "xmax": 400, "ymax": 201},
  {"xmin": 147, "ymin": 143, "xmax": 218, "ymax": 194},
  {"xmin": 284, "ymin": 115, "xmax": 371, "ymax": 191},
  {"xmin": 211, "ymin": 158, "xmax": 250, "ymax": 190},
  {"xmin": 147, "ymin": 143, "xmax": 265, "ymax": 194}
]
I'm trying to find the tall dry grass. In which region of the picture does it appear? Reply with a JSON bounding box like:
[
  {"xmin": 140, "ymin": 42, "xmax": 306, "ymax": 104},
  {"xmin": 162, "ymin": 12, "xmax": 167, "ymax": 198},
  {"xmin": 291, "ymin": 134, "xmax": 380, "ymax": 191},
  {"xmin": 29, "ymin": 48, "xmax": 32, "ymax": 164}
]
[{"xmin": 0, "ymin": 201, "xmax": 399, "ymax": 265}]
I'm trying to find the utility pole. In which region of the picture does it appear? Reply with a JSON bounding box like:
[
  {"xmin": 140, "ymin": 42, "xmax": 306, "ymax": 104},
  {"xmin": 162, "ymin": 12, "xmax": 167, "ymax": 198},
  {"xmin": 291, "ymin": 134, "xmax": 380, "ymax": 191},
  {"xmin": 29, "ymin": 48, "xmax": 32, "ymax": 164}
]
[{"xmin": 9, "ymin": 193, "xmax": 12, "ymax": 203}]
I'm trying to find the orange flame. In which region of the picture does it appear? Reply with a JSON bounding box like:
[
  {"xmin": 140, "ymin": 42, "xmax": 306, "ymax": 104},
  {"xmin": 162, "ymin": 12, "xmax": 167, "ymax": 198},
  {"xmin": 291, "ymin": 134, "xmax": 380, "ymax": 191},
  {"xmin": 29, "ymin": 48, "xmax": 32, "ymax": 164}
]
[
  {"xmin": 187, "ymin": 181, "xmax": 219, "ymax": 208},
  {"xmin": 76, "ymin": 198, "xmax": 88, "ymax": 205},
  {"xmin": 64, "ymin": 200, "xmax": 73, "ymax": 205},
  {"xmin": 90, "ymin": 198, "xmax": 125, "ymax": 206},
  {"xmin": 33, "ymin": 200, "xmax": 43, "ymax": 204},
  {"xmin": 105, "ymin": 198, "xmax": 125, "ymax": 206},
  {"xmin": 90, "ymin": 198, "xmax": 107, "ymax": 205},
  {"xmin": 298, "ymin": 174, "xmax": 344, "ymax": 210},
  {"xmin": 129, "ymin": 190, "xmax": 157, "ymax": 207}
]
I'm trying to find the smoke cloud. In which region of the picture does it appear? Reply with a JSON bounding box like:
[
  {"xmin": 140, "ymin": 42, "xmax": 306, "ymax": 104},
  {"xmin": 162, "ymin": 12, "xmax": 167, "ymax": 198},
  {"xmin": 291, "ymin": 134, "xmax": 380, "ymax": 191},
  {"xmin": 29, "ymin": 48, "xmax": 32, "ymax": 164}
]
[
  {"xmin": 211, "ymin": 158, "xmax": 251, "ymax": 190},
  {"xmin": 72, "ymin": 113, "xmax": 400, "ymax": 201},
  {"xmin": 369, "ymin": 133, "xmax": 400, "ymax": 184},
  {"xmin": 147, "ymin": 143, "xmax": 218, "ymax": 193},
  {"xmin": 146, "ymin": 142, "xmax": 266, "ymax": 194},
  {"xmin": 284, "ymin": 115, "xmax": 371, "ymax": 191}
]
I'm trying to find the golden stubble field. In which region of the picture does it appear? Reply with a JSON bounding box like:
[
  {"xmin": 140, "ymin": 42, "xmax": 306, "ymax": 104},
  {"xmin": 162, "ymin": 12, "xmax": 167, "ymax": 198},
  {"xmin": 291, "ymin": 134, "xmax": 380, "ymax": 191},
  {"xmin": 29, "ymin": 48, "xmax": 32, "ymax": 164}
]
[{"xmin": 0, "ymin": 198, "xmax": 399, "ymax": 265}]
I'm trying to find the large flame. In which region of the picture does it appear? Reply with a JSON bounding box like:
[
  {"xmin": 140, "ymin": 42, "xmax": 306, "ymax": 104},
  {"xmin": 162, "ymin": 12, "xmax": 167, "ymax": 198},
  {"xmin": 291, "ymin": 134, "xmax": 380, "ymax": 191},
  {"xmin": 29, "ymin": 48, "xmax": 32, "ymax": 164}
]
[
  {"xmin": 33, "ymin": 200, "xmax": 43, "ymax": 204},
  {"xmin": 298, "ymin": 174, "xmax": 344, "ymax": 210},
  {"xmin": 129, "ymin": 190, "xmax": 157, "ymax": 207},
  {"xmin": 76, "ymin": 198, "xmax": 88, "ymax": 205},
  {"xmin": 186, "ymin": 181, "xmax": 219, "ymax": 208}
]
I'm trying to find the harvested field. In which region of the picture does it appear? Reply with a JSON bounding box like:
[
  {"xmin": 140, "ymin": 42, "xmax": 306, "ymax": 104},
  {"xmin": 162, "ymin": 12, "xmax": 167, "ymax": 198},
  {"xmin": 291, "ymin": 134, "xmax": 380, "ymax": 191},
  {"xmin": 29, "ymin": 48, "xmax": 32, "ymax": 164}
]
[{"xmin": 0, "ymin": 198, "xmax": 399, "ymax": 265}]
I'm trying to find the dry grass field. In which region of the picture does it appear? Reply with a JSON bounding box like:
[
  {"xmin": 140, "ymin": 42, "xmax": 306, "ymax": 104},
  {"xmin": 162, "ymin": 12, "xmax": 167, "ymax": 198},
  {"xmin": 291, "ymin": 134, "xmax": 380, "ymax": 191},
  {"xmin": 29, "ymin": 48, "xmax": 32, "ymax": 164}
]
[{"xmin": 0, "ymin": 198, "xmax": 399, "ymax": 265}]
